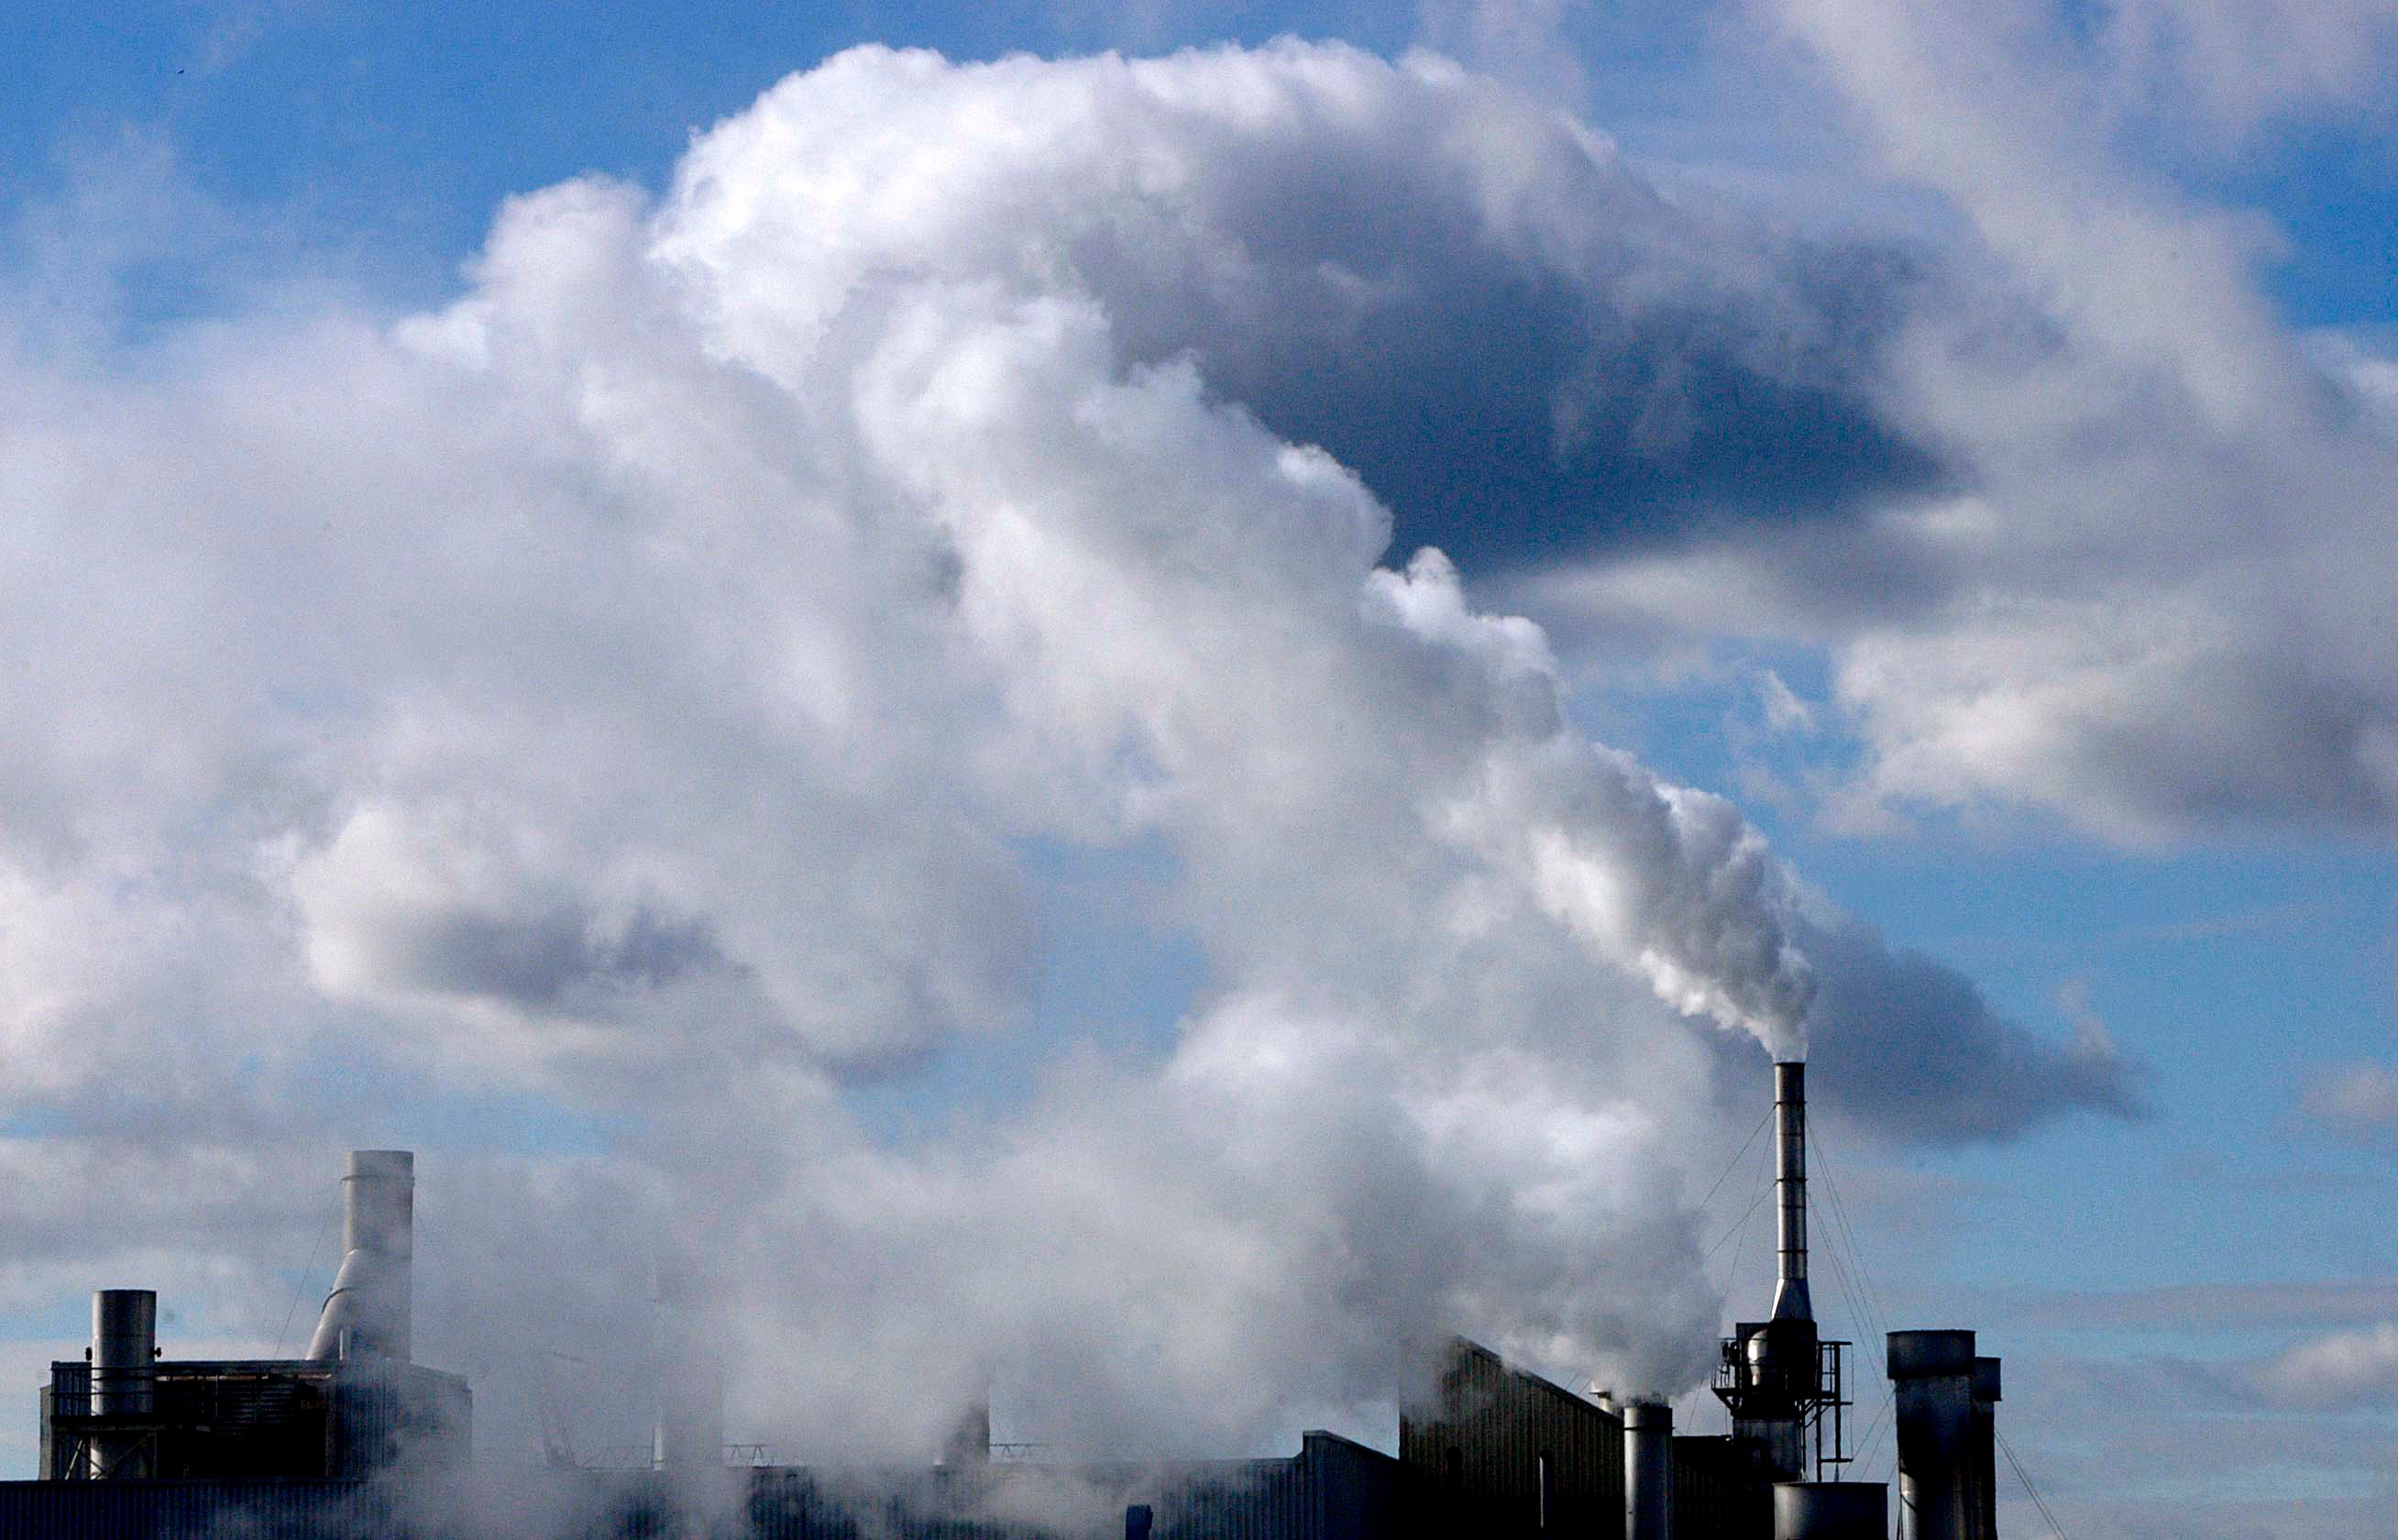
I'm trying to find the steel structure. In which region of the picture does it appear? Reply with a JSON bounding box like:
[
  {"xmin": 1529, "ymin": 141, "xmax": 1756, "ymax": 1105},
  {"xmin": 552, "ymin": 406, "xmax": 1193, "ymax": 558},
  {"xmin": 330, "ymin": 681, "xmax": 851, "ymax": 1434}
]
[{"xmin": 1713, "ymin": 1062, "xmax": 1852, "ymax": 1484}]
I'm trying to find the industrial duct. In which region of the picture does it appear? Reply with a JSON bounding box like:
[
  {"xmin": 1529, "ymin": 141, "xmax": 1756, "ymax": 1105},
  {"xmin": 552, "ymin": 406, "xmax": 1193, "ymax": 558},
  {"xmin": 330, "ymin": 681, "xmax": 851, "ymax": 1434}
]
[
  {"xmin": 306, "ymin": 1150, "xmax": 414, "ymax": 1363},
  {"xmin": 1773, "ymin": 1482, "xmax": 1887, "ymax": 1540},
  {"xmin": 1724, "ymin": 1062, "xmax": 1820, "ymax": 1484},
  {"xmin": 1772, "ymin": 1062, "xmax": 1810, "ymax": 1326},
  {"xmin": 1623, "ymin": 1401, "xmax": 1674, "ymax": 1540},
  {"xmin": 1888, "ymin": 1330, "xmax": 1977, "ymax": 1540},
  {"xmin": 1972, "ymin": 1358, "xmax": 2001, "ymax": 1540},
  {"xmin": 88, "ymin": 1290, "xmax": 157, "ymax": 1479}
]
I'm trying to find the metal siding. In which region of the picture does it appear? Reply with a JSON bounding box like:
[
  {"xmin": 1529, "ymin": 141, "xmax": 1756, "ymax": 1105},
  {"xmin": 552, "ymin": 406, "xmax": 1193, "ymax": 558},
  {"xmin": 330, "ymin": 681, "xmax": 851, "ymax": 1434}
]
[
  {"xmin": 744, "ymin": 1459, "xmax": 1316, "ymax": 1540},
  {"xmin": 1671, "ymin": 1435, "xmax": 1773, "ymax": 1540},
  {"xmin": 0, "ymin": 1478, "xmax": 384, "ymax": 1540},
  {"xmin": 331, "ymin": 1363, "xmax": 472, "ymax": 1479},
  {"xmin": 0, "ymin": 1450, "xmax": 1354, "ymax": 1539},
  {"xmin": 1303, "ymin": 1432, "xmax": 1398, "ymax": 1540},
  {"xmin": 1397, "ymin": 1339, "xmax": 1622, "ymax": 1539}
]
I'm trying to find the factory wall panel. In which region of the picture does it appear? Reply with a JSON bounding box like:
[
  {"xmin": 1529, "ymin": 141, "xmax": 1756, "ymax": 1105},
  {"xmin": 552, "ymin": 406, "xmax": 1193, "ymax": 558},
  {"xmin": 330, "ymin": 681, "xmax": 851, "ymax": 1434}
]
[
  {"xmin": 1671, "ymin": 1436, "xmax": 1772, "ymax": 1540},
  {"xmin": 1304, "ymin": 1431, "xmax": 1398, "ymax": 1540},
  {"xmin": 1398, "ymin": 1338, "xmax": 1622, "ymax": 1539},
  {"xmin": 0, "ymin": 1437, "xmax": 1395, "ymax": 1539},
  {"xmin": 743, "ymin": 1455, "xmax": 1322, "ymax": 1540},
  {"xmin": 0, "ymin": 1477, "xmax": 390, "ymax": 1540},
  {"xmin": 331, "ymin": 1362, "xmax": 474, "ymax": 1478}
]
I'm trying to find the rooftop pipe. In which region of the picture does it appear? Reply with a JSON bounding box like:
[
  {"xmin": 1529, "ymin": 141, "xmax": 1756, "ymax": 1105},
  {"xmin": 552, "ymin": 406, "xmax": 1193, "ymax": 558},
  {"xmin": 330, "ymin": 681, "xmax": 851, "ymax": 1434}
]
[
  {"xmin": 87, "ymin": 1290, "xmax": 157, "ymax": 1480},
  {"xmin": 1888, "ymin": 1330, "xmax": 1977, "ymax": 1540},
  {"xmin": 1623, "ymin": 1401, "xmax": 1674, "ymax": 1540},
  {"xmin": 307, "ymin": 1150, "xmax": 413, "ymax": 1363}
]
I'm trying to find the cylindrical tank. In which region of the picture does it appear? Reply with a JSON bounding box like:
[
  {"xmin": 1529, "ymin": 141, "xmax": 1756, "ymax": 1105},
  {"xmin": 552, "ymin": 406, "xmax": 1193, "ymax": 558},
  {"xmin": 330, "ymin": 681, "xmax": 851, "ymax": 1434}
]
[
  {"xmin": 1775, "ymin": 1481, "xmax": 1887, "ymax": 1540},
  {"xmin": 1971, "ymin": 1358, "xmax": 2001, "ymax": 1540},
  {"xmin": 1888, "ymin": 1331, "xmax": 1976, "ymax": 1540},
  {"xmin": 89, "ymin": 1290, "xmax": 157, "ymax": 1479},
  {"xmin": 1624, "ymin": 1401, "xmax": 1674, "ymax": 1540}
]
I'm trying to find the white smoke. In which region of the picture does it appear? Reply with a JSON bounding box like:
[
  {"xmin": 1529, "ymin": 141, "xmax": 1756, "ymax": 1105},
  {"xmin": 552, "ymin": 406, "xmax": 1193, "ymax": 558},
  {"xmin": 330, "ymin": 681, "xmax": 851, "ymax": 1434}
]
[{"xmin": 0, "ymin": 41, "xmax": 2130, "ymax": 1470}]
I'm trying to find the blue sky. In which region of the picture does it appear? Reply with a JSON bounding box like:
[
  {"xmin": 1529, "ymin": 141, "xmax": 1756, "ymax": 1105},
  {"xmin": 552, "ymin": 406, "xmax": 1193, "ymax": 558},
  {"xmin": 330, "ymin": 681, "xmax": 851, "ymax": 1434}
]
[{"xmin": 4, "ymin": 2, "xmax": 2397, "ymax": 1534}]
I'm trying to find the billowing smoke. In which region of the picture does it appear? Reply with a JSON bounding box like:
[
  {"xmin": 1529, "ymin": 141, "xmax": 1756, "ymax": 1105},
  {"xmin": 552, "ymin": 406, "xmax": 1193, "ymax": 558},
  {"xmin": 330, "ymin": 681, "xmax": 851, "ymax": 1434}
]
[{"xmin": 0, "ymin": 41, "xmax": 2131, "ymax": 1471}]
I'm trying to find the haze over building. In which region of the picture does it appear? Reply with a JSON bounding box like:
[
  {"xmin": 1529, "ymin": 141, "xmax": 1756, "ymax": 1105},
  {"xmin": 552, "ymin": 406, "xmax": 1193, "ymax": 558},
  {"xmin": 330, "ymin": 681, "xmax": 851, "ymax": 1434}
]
[{"xmin": 5, "ymin": 1063, "xmax": 2032, "ymax": 1537}]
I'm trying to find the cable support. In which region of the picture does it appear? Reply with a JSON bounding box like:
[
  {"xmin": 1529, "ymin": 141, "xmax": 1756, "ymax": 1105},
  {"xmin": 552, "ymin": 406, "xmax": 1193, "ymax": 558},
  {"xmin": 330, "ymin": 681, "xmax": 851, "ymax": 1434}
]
[
  {"xmin": 1696, "ymin": 1106, "xmax": 1775, "ymax": 1217},
  {"xmin": 1807, "ymin": 1127, "xmax": 1901, "ymax": 1481},
  {"xmin": 270, "ymin": 1202, "xmax": 336, "ymax": 1358},
  {"xmin": 1810, "ymin": 1128, "xmax": 1897, "ymax": 1335},
  {"xmin": 1820, "ymin": 1208, "xmax": 1895, "ymax": 1458},
  {"xmin": 1811, "ymin": 1207, "xmax": 1894, "ymax": 1477},
  {"xmin": 1996, "ymin": 1427, "xmax": 2069, "ymax": 1539},
  {"xmin": 1709, "ymin": 1154, "xmax": 1775, "ymax": 1269}
]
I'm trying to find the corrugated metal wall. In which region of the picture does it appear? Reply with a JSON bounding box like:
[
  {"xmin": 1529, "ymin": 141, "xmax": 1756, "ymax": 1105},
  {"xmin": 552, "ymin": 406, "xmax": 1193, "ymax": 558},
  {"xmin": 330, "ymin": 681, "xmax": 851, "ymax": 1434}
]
[
  {"xmin": 0, "ymin": 1443, "xmax": 1389, "ymax": 1540},
  {"xmin": 1303, "ymin": 1432, "xmax": 1397, "ymax": 1540},
  {"xmin": 1397, "ymin": 1338, "xmax": 1623, "ymax": 1539},
  {"xmin": 0, "ymin": 1478, "xmax": 388, "ymax": 1540},
  {"xmin": 1671, "ymin": 1435, "xmax": 1773, "ymax": 1540},
  {"xmin": 633, "ymin": 1457, "xmax": 1325, "ymax": 1540}
]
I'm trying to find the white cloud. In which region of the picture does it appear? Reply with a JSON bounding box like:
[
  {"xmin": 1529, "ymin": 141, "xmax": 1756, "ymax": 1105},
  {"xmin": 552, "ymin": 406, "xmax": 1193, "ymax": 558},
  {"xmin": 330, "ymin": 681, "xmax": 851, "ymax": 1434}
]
[
  {"xmin": 2251, "ymin": 1321, "xmax": 2398, "ymax": 1410},
  {"xmin": 2098, "ymin": 0, "xmax": 2398, "ymax": 138},
  {"xmin": 0, "ymin": 40, "xmax": 2132, "ymax": 1467},
  {"xmin": 1476, "ymin": 0, "xmax": 2398, "ymax": 840},
  {"xmin": 2301, "ymin": 1062, "xmax": 2398, "ymax": 1137}
]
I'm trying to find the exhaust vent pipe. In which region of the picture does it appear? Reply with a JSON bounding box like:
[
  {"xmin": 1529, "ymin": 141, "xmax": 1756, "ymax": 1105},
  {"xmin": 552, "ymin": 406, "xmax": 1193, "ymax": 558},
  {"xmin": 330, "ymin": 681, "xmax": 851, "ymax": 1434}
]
[
  {"xmin": 307, "ymin": 1150, "xmax": 413, "ymax": 1362},
  {"xmin": 1972, "ymin": 1358, "xmax": 2001, "ymax": 1540},
  {"xmin": 1715, "ymin": 1062, "xmax": 1820, "ymax": 1485},
  {"xmin": 1773, "ymin": 1481, "xmax": 1887, "ymax": 1540},
  {"xmin": 1888, "ymin": 1330, "xmax": 1976, "ymax": 1540},
  {"xmin": 88, "ymin": 1290, "xmax": 157, "ymax": 1479},
  {"xmin": 1771, "ymin": 1062, "xmax": 1810, "ymax": 1325},
  {"xmin": 1622, "ymin": 1401, "xmax": 1674, "ymax": 1540}
]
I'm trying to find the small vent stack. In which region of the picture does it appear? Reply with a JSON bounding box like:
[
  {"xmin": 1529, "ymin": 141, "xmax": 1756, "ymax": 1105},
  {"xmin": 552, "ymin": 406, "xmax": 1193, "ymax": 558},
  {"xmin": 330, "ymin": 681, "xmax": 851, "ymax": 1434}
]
[{"xmin": 306, "ymin": 1150, "xmax": 414, "ymax": 1362}]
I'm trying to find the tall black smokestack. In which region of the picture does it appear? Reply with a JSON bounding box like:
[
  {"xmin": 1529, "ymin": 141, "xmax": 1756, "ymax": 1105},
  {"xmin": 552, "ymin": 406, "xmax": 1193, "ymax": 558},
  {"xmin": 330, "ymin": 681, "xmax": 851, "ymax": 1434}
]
[{"xmin": 1772, "ymin": 1061, "xmax": 1811, "ymax": 1325}]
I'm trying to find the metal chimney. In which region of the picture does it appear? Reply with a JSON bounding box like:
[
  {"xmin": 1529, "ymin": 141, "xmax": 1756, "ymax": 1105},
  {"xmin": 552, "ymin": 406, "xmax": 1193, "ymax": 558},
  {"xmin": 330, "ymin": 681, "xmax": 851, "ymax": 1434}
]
[
  {"xmin": 1971, "ymin": 1358, "xmax": 2001, "ymax": 1540},
  {"xmin": 306, "ymin": 1150, "xmax": 414, "ymax": 1362},
  {"xmin": 1622, "ymin": 1400, "xmax": 1674, "ymax": 1540},
  {"xmin": 87, "ymin": 1291, "xmax": 156, "ymax": 1480},
  {"xmin": 1771, "ymin": 1062, "xmax": 1811, "ymax": 1325},
  {"xmin": 1716, "ymin": 1062, "xmax": 1829, "ymax": 1487},
  {"xmin": 1773, "ymin": 1481, "xmax": 1887, "ymax": 1540},
  {"xmin": 1888, "ymin": 1330, "xmax": 1976, "ymax": 1540}
]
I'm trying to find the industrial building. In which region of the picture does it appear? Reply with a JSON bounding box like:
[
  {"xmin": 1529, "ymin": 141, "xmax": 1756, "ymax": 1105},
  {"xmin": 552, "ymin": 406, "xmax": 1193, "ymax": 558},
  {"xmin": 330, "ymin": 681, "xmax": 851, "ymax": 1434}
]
[{"xmin": 0, "ymin": 1064, "xmax": 2013, "ymax": 1538}]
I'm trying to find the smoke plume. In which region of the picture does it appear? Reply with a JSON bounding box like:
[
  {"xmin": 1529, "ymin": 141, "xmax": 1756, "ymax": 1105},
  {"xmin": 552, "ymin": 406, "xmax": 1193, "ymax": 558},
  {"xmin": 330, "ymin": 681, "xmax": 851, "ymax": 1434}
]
[{"xmin": 0, "ymin": 42, "xmax": 2132, "ymax": 1471}]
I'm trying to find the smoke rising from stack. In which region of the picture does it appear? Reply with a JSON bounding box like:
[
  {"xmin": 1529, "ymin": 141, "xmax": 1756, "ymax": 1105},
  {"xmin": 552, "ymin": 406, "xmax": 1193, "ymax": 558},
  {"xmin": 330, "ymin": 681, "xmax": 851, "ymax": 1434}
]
[{"xmin": 0, "ymin": 42, "xmax": 2139, "ymax": 1471}]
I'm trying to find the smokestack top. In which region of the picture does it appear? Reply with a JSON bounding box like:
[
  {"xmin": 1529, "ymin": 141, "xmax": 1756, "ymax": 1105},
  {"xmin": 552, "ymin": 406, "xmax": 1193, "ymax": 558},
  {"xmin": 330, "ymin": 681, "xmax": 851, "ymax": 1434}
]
[
  {"xmin": 91, "ymin": 1291, "xmax": 157, "ymax": 1374},
  {"xmin": 1622, "ymin": 1401, "xmax": 1674, "ymax": 1430},
  {"xmin": 88, "ymin": 1291, "xmax": 159, "ymax": 1477},
  {"xmin": 1886, "ymin": 1329, "xmax": 1976, "ymax": 1381}
]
